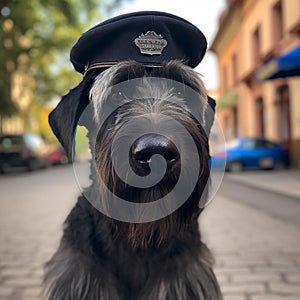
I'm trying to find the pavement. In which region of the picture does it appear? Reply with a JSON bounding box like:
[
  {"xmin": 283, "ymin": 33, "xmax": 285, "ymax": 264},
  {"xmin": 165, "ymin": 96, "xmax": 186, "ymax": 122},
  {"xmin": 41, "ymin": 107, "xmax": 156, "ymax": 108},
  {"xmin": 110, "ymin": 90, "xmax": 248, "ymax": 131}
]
[
  {"xmin": 202, "ymin": 167, "xmax": 300, "ymax": 300},
  {"xmin": 0, "ymin": 166, "xmax": 299, "ymax": 300},
  {"xmin": 202, "ymin": 196, "xmax": 300, "ymax": 300},
  {"xmin": 225, "ymin": 168, "xmax": 300, "ymax": 200}
]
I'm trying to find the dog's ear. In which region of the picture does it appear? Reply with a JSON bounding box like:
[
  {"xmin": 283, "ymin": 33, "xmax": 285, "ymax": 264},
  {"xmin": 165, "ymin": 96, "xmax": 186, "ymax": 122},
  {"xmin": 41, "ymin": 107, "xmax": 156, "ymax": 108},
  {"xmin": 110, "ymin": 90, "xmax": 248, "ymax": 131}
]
[
  {"xmin": 204, "ymin": 96, "xmax": 216, "ymax": 136},
  {"xmin": 48, "ymin": 72, "xmax": 97, "ymax": 161}
]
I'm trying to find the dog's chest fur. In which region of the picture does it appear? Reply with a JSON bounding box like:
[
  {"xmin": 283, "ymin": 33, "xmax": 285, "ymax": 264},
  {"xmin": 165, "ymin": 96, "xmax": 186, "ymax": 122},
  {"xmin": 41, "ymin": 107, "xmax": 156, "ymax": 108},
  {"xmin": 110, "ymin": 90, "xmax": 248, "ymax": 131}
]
[{"xmin": 51, "ymin": 195, "xmax": 221, "ymax": 300}]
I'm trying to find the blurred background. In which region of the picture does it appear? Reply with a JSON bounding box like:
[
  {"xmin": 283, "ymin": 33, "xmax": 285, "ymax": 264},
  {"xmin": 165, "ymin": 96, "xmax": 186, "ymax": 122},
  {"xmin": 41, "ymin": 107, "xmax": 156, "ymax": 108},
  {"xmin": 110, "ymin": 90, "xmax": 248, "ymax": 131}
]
[{"xmin": 0, "ymin": 0, "xmax": 300, "ymax": 300}]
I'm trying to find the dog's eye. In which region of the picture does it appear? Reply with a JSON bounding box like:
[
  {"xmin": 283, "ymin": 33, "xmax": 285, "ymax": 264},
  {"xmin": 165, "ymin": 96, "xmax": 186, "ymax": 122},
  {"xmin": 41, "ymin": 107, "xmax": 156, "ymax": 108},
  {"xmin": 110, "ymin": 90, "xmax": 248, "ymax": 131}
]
[{"xmin": 111, "ymin": 91, "xmax": 126, "ymax": 102}]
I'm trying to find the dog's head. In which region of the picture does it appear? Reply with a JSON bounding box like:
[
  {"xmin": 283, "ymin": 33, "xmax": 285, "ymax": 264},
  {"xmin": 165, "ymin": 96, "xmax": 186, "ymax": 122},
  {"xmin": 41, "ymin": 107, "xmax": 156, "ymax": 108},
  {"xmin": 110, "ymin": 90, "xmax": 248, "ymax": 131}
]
[
  {"xmin": 49, "ymin": 11, "xmax": 214, "ymax": 158},
  {"xmin": 49, "ymin": 11, "xmax": 216, "ymax": 247}
]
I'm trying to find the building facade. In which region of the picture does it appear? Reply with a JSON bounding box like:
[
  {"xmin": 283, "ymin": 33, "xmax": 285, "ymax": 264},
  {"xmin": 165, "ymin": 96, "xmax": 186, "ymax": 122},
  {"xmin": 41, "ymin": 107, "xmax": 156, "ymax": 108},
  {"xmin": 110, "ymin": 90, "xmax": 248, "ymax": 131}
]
[{"xmin": 211, "ymin": 0, "xmax": 300, "ymax": 166}]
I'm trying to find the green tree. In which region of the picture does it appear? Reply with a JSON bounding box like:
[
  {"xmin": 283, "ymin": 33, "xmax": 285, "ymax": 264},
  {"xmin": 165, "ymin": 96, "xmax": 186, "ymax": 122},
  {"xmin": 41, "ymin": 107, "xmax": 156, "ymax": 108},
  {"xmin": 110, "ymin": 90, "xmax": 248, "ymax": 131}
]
[{"xmin": 0, "ymin": 0, "xmax": 125, "ymax": 133}]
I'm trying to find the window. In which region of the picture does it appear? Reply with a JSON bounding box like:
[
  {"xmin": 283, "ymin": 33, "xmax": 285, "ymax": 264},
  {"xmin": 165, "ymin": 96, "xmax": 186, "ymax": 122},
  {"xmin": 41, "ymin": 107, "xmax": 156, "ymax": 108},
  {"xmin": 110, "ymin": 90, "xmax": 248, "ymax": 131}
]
[
  {"xmin": 272, "ymin": 0, "xmax": 283, "ymax": 42},
  {"xmin": 232, "ymin": 53, "xmax": 238, "ymax": 84},
  {"xmin": 241, "ymin": 139, "xmax": 255, "ymax": 149},
  {"xmin": 254, "ymin": 140, "xmax": 278, "ymax": 149},
  {"xmin": 233, "ymin": 106, "xmax": 238, "ymax": 137},
  {"xmin": 252, "ymin": 26, "xmax": 261, "ymax": 65},
  {"xmin": 256, "ymin": 97, "xmax": 265, "ymax": 137},
  {"xmin": 254, "ymin": 139, "xmax": 266, "ymax": 149},
  {"xmin": 222, "ymin": 65, "xmax": 228, "ymax": 92},
  {"xmin": 24, "ymin": 134, "xmax": 44, "ymax": 150},
  {"xmin": 0, "ymin": 135, "xmax": 24, "ymax": 149},
  {"xmin": 264, "ymin": 141, "xmax": 278, "ymax": 148}
]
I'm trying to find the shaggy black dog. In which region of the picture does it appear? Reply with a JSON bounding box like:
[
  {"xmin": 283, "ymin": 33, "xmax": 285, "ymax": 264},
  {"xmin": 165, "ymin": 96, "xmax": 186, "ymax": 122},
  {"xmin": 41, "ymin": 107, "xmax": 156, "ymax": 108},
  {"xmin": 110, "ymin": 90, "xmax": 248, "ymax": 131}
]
[{"xmin": 44, "ymin": 12, "xmax": 223, "ymax": 300}]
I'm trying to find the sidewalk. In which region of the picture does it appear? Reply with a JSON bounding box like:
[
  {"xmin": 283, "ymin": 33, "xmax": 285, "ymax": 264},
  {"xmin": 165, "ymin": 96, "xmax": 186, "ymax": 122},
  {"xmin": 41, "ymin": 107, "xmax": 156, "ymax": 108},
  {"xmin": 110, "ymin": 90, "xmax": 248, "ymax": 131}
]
[
  {"xmin": 225, "ymin": 168, "xmax": 300, "ymax": 200},
  {"xmin": 201, "ymin": 194, "xmax": 300, "ymax": 300}
]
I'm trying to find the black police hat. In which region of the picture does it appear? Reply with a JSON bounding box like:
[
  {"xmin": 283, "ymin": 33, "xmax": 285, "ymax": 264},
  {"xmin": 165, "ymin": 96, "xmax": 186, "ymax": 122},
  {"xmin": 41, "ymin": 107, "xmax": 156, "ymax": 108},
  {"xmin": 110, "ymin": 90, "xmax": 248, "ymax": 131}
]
[
  {"xmin": 49, "ymin": 11, "xmax": 213, "ymax": 161},
  {"xmin": 70, "ymin": 11, "xmax": 208, "ymax": 75}
]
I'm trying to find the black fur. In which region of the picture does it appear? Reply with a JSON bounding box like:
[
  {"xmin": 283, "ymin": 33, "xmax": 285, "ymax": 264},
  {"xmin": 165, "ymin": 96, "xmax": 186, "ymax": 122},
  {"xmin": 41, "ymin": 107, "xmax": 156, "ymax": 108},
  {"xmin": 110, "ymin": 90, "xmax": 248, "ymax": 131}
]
[{"xmin": 44, "ymin": 61, "xmax": 223, "ymax": 300}]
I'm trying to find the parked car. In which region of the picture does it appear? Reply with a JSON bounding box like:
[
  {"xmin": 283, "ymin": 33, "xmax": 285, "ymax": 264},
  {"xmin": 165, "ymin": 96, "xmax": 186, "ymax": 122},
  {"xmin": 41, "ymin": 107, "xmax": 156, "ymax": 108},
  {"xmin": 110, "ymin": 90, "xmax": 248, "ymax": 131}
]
[
  {"xmin": 211, "ymin": 137, "xmax": 290, "ymax": 172},
  {"xmin": 47, "ymin": 147, "xmax": 69, "ymax": 165},
  {"xmin": 0, "ymin": 133, "xmax": 50, "ymax": 173}
]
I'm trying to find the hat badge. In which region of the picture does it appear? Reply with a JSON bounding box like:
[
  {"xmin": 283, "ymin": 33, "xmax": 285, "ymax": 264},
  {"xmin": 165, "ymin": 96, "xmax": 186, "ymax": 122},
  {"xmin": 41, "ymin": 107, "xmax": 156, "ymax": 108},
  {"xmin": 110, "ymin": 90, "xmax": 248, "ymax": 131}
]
[{"xmin": 134, "ymin": 31, "xmax": 167, "ymax": 55}]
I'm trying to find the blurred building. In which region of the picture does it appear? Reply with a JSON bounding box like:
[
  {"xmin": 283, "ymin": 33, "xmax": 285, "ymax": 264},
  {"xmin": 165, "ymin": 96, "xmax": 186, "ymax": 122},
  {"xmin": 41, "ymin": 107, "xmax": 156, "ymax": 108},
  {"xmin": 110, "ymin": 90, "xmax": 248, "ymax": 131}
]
[
  {"xmin": 0, "ymin": 71, "xmax": 34, "ymax": 134},
  {"xmin": 1, "ymin": 18, "xmax": 34, "ymax": 135},
  {"xmin": 211, "ymin": 0, "xmax": 300, "ymax": 166}
]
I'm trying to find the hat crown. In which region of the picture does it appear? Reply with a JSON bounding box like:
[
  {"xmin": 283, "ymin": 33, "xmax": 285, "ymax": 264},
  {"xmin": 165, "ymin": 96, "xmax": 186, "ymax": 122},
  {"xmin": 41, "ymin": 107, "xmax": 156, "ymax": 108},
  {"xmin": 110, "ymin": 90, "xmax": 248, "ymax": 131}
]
[{"xmin": 70, "ymin": 11, "xmax": 207, "ymax": 74}]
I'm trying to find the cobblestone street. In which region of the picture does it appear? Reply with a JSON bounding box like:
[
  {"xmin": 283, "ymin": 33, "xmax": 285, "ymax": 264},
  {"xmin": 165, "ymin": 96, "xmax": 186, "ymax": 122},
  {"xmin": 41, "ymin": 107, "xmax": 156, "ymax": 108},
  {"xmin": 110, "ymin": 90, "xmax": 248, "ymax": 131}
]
[
  {"xmin": 202, "ymin": 195, "xmax": 300, "ymax": 300},
  {"xmin": 0, "ymin": 167, "xmax": 77, "ymax": 300},
  {"xmin": 0, "ymin": 166, "xmax": 300, "ymax": 300}
]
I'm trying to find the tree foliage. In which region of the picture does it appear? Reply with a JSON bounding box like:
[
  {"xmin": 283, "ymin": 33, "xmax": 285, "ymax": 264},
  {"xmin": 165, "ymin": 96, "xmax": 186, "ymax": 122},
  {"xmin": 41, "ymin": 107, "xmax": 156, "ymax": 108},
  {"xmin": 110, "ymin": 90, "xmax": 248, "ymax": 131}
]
[{"xmin": 0, "ymin": 0, "xmax": 125, "ymax": 119}]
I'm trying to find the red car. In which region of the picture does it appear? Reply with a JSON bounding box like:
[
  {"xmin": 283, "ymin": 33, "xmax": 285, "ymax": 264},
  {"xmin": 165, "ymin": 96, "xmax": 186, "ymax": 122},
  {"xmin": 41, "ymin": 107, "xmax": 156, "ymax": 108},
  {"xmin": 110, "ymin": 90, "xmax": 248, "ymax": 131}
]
[{"xmin": 47, "ymin": 147, "xmax": 69, "ymax": 165}]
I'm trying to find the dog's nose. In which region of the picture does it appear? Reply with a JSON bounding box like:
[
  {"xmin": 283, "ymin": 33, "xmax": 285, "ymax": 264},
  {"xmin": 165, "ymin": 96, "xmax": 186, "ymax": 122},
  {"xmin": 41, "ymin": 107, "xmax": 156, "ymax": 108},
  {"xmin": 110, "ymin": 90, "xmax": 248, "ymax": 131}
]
[{"xmin": 130, "ymin": 134, "xmax": 180, "ymax": 176}]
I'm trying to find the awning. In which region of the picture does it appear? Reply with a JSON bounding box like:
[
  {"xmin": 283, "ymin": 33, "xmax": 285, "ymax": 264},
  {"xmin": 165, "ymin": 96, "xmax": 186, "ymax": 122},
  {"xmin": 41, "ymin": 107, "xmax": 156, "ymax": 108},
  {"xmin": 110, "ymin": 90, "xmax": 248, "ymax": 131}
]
[{"xmin": 256, "ymin": 44, "xmax": 300, "ymax": 81}]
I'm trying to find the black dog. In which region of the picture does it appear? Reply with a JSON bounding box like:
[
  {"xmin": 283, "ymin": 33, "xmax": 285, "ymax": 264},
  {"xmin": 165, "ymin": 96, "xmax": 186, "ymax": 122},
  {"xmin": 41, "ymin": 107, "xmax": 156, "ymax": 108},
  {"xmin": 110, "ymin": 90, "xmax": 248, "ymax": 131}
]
[{"xmin": 44, "ymin": 12, "xmax": 223, "ymax": 300}]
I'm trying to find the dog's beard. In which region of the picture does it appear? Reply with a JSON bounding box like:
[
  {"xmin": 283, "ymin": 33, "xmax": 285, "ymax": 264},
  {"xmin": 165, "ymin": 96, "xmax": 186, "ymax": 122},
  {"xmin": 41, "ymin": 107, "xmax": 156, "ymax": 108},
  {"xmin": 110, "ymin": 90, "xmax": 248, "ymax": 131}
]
[
  {"xmin": 98, "ymin": 170, "xmax": 209, "ymax": 249},
  {"xmin": 87, "ymin": 60, "xmax": 211, "ymax": 249},
  {"xmin": 92, "ymin": 113, "xmax": 210, "ymax": 249}
]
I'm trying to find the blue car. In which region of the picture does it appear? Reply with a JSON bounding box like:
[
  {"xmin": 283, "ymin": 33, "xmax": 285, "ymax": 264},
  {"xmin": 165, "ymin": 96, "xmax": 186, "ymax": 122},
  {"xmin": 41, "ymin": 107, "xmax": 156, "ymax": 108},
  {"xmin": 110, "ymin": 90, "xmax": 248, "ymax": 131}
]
[{"xmin": 211, "ymin": 137, "xmax": 290, "ymax": 172}]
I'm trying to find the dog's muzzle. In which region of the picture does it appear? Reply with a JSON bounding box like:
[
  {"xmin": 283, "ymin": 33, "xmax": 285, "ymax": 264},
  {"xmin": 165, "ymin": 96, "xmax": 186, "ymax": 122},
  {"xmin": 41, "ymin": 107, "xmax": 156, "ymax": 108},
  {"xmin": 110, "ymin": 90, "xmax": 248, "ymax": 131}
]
[{"xmin": 130, "ymin": 133, "xmax": 180, "ymax": 176}]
